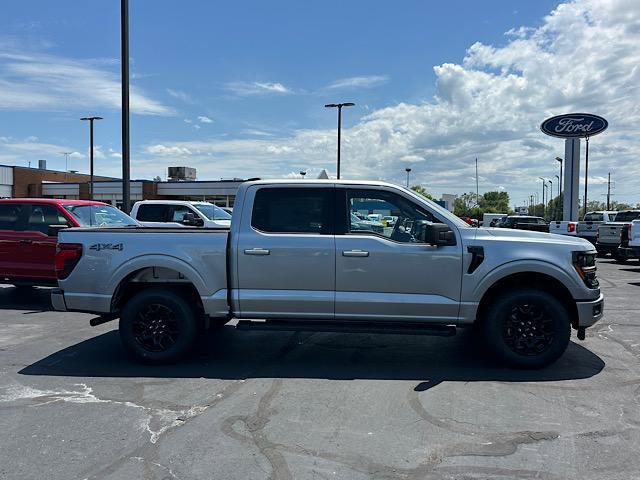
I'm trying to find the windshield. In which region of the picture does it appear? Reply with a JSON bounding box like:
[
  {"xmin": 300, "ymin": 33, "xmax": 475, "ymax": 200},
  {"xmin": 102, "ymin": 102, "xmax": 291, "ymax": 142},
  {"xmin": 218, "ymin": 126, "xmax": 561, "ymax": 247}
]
[
  {"xmin": 193, "ymin": 203, "xmax": 232, "ymax": 221},
  {"xmin": 64, "ymin": 204, "xmax": 138, "ymax": 227}
]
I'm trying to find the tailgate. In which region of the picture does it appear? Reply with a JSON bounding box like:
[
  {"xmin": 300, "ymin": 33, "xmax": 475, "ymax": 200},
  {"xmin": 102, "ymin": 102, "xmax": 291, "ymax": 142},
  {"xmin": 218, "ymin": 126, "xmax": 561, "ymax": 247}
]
[{"xmin": 598, "ymin": 225, "xmax": 621, "ymax": 244}]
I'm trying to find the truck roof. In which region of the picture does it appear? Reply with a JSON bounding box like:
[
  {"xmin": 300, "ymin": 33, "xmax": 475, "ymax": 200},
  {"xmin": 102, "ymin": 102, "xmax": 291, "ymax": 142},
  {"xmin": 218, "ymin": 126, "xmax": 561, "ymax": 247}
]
[
  {"xmin": 0, "ymin": 198, "xmax": 107, "ymax": 206},
  {"xmin": 133, "ymin": 200, "xmax": 213, "ymax": 205},
  {"xmin": 242, "ymin": 179, "xmax": 393, "ymax": 187}
]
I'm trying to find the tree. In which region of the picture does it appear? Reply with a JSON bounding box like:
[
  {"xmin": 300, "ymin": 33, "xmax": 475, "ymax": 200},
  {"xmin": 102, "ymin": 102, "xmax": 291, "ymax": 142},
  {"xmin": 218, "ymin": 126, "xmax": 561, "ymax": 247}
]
[
  {"xmin": 479, "ymin": 191, "xmax": 510, "ymax": 213},
  {"xmin": 410, "ymin": 185, "xmax": 433, "ymax": 200}
]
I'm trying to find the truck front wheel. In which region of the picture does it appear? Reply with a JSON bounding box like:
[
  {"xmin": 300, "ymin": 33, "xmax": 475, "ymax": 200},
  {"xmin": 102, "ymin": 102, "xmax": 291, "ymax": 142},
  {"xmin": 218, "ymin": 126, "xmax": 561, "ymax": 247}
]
[
  {"xmin": 119, "ymin": 288, "xmax": 198, "ymax": 364},
  {"xmin": 481, "ymin": 289, "xmax": 570, "ymax": 369}
]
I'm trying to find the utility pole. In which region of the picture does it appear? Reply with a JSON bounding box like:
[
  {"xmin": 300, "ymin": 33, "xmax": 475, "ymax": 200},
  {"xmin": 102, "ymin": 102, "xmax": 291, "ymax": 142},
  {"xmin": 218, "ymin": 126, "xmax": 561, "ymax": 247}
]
[
  {"xmin": 61, "ymin": 152, "xmax": 72, "ymax": 172},
  {"xmin": 324, "ymin": 102, "xmax": 355, "ymax": 179},
  {"xmin": 121, "ymin": 0, "xmax": 131, "ymax": 213}
]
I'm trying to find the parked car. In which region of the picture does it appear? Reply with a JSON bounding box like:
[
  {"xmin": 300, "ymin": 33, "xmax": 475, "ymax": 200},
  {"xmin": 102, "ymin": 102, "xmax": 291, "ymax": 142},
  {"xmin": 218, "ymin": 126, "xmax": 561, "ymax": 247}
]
[
  {"xmin": 382, "ymin": 215, "xmax": 397, "ymax": 227},
  {"xmin": 596, "ymin": 210, "xmax": 640, "ymax": 260},
  {"xmin": 483, "ymin": 213, "xmax": 507, "ymax": 228},
  {"xmin": 497, "ymin": 216, "xmax": 549, "ymax": 232},
  {"xmin": 367, "ymin": 213, "xmax": 383, "ymax": 223},
  {"xmin": 130, "ymin": 200, "xmax": 232, "ymax": 228},
  {"xmin": 350, "ymin": 213, "xmax": 384, "ymax": 234},
  {"xmin": 52, "ymin": 180, "xmax": 603, "ymax": 369},
  {"xmin": 0, "ymin": 199, "xmax": 137, "ymax": 287},
  {"xmin": 220, "ymin": 207, "xmax": 233, "ymax": 215},
  {"xmin": 577, "ymin": 211, "xmax": 617, "ymax": 245}
]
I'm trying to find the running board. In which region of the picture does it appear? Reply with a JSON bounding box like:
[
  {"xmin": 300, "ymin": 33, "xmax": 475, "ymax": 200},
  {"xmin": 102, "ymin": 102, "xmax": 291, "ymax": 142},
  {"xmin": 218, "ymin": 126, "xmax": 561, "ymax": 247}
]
[{"xmin": 235, "ymin": 320, "xmax": 456, "ymax": 337}]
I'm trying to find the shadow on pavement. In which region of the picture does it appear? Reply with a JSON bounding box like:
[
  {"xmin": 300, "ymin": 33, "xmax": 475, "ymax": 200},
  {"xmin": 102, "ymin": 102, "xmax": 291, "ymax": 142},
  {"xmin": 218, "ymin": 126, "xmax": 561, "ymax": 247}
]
[
  {"xmin": 0, "ymin": 286, "xmax": 53, "ymax": 312},
  {"xmin": 19, "ymin": 326, "xmax": 605, "ymax": 388}
]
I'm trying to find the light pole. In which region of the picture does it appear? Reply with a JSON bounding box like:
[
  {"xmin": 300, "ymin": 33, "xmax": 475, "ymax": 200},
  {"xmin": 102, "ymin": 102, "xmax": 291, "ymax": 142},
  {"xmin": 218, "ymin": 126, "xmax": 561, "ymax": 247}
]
[
  {"xmin": 324, "ymin": 102, "xmax": 355, "ymax": 179},
  {"xmin": 300, "ymin": 170, "xmax": 306, "ymax": 179},
  {"xmin": 405, "ymin": 167, "xmax": 411, "ymax": 188},
  {"xmin": 555, "ymin": 156, "xmax": 563, "ymax": 198},
  {"xmin": 80, "ymin": 116, "xmax": 103, "ymax": 200},
  {"xmin": 538, "ymin": 177, "xmax": 546, "ymax": 218},
  {"xmin": 548, "ymin": 179, "xmax": 553, "ymax": 219},
  {"xmin": 555, "ymin": 174, "xmax": 560, "ymax": 219},
  {"xmin": 583, "ymin": 136, "xmax": 590, "ymax": 217},
  {"xmin": 121, "ymin": 0, "xmax": 131, "ymax": 212}
]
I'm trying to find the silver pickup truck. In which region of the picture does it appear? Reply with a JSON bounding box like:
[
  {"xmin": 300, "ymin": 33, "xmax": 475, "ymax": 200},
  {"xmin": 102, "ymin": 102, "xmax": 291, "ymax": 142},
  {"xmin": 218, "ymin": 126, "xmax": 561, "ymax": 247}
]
[
  {"xmin": 596, "ymin": 210, "xmax": 640, "ymax": 260},
  {"xmin": 52, "ymin": 180, "xmax": 604, "ymax": 368}
]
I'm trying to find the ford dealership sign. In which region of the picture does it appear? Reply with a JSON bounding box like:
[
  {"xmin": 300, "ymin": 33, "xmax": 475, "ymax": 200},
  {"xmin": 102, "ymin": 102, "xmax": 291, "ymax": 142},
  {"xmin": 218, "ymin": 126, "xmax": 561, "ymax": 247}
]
[{"xmin": 540, "ymin": 113, "xmax": 608, "ymax": 138}]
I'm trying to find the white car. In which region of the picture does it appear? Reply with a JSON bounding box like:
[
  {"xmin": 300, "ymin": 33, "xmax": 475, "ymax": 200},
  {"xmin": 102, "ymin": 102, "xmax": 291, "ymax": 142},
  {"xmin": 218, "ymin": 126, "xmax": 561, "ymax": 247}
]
[{"xmin": 130, "ymin": 200, "xmax": 231, "ymax": 228}]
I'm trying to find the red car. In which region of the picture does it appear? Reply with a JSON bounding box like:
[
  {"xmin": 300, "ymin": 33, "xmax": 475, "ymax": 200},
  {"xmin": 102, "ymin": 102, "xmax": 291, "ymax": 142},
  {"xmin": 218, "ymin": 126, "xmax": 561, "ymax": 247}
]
[{"xmin": 0, "ymin": 199, "xmax": 137, "ymax": 287}]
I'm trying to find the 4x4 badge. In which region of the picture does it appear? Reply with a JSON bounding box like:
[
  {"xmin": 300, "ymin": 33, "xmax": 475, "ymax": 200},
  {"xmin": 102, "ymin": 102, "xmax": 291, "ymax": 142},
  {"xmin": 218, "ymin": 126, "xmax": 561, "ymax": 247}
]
[{"xmin": 89, "ymin": 243, "xmax": 123, "ymax": 252}]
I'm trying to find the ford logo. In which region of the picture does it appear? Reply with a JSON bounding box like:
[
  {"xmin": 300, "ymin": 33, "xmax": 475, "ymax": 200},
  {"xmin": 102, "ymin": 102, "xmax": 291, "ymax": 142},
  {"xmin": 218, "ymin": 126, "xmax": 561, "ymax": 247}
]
[{"xmin": 540, "ymin": 113, "xmax": 608, "ymax": 138}]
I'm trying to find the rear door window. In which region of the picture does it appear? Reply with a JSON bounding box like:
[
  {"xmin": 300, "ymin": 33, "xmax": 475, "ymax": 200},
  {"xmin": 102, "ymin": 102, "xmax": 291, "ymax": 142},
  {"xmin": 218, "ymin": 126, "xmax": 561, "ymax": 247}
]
[
  {"xmin": 252, "ymin": 188, "xmax": 334, "ymax": 234},
  {"xmin": 26, "ymin": 205, "xmax": 70, "ymax": 235},
  {"xmin": 136, "ymin": 204, "xmax": 169, "ymax": 222},
  {"xmin": 169, "ymin": 205, "xmax": 195, "ymax": 222},
  {"xmin": 0, "ymin": 204, "xmax": 22, "ymax": 230}
]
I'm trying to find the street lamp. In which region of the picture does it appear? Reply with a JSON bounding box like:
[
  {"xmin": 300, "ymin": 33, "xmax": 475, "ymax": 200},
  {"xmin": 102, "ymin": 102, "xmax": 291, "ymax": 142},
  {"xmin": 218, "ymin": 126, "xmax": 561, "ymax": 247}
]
[
  {"xmin": 405, "ymin": 167, "xmax": 412, "ymax": 188},
  {"xmin": 324, "ymin": 102, "xmax": 355, "ymax": 179},
  {"xmin": 555, "ymin": 157, "xmax": 563, "ymax": 197},
  {"xmin": 80, "ymin": 116, "xmax": 103, "ymax": 200},
  {"xmin": 538, "ymin": 177, "xmax": 546, "ymax": 218},
  {"xmin": 555, "ymin": 174, "xmax": 560, "ymax": 219}
]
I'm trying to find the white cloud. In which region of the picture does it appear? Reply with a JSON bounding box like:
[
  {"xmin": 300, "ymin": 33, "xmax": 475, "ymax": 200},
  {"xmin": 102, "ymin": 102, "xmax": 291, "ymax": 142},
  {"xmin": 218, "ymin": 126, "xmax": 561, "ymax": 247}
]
[
  {"xmin": 225, "ymin": 81, "xmax": 291, "ymax": 96},
  {"xmin": 326, "ymin": 75, "xmax": 389, "ymax": 90},
  {"xmin": 197, "ymin": 115, "xmax": 213, "ymax": 123},
  {"xmin": 0, "ymin": 50, "xmax": 173, "ymax": 115},
  {"xmin": 166, "ymin": 88, "xmax": 193, "ymax": 103},
  {"xmin": 145, "ymin": 144, "xmax": 193, "ymax": 156}
]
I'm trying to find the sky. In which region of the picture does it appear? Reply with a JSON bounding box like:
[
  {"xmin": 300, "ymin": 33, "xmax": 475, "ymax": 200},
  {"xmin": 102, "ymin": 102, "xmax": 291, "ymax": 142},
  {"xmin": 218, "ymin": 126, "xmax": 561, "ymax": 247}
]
[{"xmin": 0, "ymin": 0, "xmax": 638, "ymax": 206}]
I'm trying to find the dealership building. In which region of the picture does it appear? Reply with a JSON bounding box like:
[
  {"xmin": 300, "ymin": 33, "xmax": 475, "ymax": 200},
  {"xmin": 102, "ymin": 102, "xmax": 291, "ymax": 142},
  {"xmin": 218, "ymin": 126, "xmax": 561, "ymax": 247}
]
[{"xmin": 0, "ymin": 164, "xmax": 245, "ymax": 209}]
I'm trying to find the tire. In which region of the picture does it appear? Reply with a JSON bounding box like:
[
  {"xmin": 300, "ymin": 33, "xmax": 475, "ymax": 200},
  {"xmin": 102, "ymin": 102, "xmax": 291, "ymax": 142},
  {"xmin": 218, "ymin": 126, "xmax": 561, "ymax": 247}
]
[
  {"xmin": 119, "ymin": 287, "xmax": 199, "ymax": 364},
  {"xmin": 481, "ymin": 288, "xmax": 570, "ymax": 369}
]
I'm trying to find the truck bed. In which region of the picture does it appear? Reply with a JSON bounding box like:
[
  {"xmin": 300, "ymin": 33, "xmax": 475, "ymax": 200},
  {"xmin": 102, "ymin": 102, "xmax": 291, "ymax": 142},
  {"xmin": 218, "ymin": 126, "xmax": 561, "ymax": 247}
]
[{"xmin": 56, "ymin": 227, "xmax": 230, "ymax": 316}]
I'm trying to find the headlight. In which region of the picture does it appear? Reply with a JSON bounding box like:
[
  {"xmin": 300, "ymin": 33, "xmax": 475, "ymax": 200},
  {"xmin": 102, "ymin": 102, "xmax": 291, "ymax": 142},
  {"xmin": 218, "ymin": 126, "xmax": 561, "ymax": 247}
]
[{"xmin": 572, "ymin": 251, "xmax": 599, "ymax": 289}]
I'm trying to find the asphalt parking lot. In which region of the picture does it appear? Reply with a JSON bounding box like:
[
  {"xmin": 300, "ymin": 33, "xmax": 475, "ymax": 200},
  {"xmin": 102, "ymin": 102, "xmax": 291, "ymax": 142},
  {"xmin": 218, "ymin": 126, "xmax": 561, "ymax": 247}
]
[{"xmin": 1, "ymin": 259, "xmax": 639, "ymax": 480}]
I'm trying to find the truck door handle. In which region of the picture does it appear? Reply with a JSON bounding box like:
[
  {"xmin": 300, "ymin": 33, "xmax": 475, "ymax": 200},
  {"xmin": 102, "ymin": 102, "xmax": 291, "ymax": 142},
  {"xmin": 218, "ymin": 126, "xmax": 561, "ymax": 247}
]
[
  {"xmin": 19, "ymin": 239, "xmax": 33, "ymax": 244},
  {"xmin": 342, "ymin": 250, "xmax": 369, "ymax": 257},
  {"xmin": 244, "ymin": 248, "xmax": 270, "ymax": 256}
]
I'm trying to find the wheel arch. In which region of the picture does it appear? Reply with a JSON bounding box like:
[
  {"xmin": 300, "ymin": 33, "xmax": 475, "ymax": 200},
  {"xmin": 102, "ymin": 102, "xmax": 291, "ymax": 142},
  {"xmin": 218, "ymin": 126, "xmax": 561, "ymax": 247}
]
[{"xmin": 476, "ymin": 271, "xmax": 579, "ymax": 328}]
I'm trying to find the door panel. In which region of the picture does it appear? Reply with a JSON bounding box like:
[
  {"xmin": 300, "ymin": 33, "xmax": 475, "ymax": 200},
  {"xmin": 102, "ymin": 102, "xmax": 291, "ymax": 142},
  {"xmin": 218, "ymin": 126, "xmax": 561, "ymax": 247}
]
[
  {"xmin": 335, "ymin": 188, "xmax": 463, "ymax": 323},
  {"xmin": 0, "ymin": 204, "xmax": 24, "ymax": 278},
  {"xmin": 236, "ymin": 186, "xmax": 335, "ymax": 318}
]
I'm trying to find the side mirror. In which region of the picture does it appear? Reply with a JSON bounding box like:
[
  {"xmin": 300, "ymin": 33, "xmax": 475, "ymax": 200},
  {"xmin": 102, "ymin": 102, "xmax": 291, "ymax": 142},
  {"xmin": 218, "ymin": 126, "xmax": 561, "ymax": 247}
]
[
  {"xmin": 422, "ymin": 223, "xmax": 456, "ymax": 246},
  {"xmin": 48, "ymin": 224, "xmax": 69, "ymax": 237},
  {"xmin": 182, "ymin": 213, "xmax": 204, "ymax": 227}
]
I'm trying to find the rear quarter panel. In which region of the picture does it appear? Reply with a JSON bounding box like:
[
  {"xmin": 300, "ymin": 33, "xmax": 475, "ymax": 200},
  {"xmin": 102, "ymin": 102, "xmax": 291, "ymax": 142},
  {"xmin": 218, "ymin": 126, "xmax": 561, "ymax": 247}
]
[{"xmin": 58, "ymin": 229, "xmax": 229, "ymax": 315}]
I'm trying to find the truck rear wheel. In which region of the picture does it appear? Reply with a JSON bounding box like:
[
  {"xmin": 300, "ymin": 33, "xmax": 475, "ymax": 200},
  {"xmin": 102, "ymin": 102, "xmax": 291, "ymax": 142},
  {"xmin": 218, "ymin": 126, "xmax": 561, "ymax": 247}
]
[
  {"xmin": 119, "ymin": 287, "xmax": 198, "ymax": 364},
  {"xmin": 481, "ymin": 288, "xmax": 570, "ymax": 369}
]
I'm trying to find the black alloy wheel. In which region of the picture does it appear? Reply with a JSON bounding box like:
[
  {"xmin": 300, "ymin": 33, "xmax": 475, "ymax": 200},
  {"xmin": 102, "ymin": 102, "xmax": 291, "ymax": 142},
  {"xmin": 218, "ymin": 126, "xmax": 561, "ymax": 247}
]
[{"xmin": 502, "ymin": 302, "xmax": 554, "ymax": 356}]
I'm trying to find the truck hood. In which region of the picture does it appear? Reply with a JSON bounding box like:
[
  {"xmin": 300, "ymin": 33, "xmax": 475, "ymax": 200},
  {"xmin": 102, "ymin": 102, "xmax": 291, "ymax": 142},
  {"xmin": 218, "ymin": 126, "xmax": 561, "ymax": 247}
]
[{"xmin": 471, "ymin": 227, "xmax": 593, "ymax": 249}]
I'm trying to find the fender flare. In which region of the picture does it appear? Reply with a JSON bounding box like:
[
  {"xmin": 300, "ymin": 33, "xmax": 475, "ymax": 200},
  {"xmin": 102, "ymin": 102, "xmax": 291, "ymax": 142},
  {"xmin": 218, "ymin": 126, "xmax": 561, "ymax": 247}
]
[
  {"xmin": 107, "ymin": 254, "xmax": 210, "ymax": 299},
  {"xmin": 471, "ymin": 259, "xmax": 582, "ymax": 303}
]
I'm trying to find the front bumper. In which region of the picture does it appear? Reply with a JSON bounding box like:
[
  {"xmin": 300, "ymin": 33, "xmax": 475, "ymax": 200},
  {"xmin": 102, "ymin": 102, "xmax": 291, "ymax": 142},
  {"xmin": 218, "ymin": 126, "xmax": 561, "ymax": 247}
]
[
  {"xmin": 575, "ymin": 293, "xmax": 604, "ymax": 328},
  {"xmin": 51, "ymin": 288, "xmax": 68, "ymax": 312}
]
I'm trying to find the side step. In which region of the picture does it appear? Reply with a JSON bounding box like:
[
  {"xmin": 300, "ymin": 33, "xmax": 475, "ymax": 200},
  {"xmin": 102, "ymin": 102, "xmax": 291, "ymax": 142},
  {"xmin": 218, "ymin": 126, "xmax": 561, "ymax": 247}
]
[{"xmin": 236, "ymin": 320, "xmax": 456, "ymax": 337}]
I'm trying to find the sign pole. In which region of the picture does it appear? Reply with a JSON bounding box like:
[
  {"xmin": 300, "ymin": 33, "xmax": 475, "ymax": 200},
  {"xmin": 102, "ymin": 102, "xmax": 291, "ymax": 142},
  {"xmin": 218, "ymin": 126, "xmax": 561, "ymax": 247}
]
[{"xmin": 563, "ymin": 138, "xmax": 580, "ymax": 221}]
